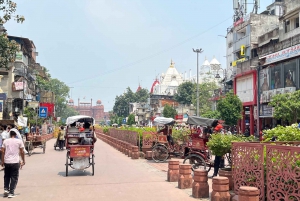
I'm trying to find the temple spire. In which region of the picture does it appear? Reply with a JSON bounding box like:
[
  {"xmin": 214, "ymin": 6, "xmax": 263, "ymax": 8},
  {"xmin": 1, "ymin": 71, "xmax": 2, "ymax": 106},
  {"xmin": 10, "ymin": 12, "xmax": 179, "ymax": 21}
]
[{"xmin": 170, "ymin": 59, "xmax": 175, "ymax": 68}]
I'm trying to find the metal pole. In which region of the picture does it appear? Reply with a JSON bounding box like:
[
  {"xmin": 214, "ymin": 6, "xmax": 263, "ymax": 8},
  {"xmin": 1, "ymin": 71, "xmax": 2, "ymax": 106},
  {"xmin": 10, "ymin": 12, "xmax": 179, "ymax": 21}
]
[
  {"xmin": 196, "ymin": 52, "xmax": 199, "ymax": 116},
  {"xmin": 193, "ymin": 48, "xmax": 203, "ymax": 117},
  {"xmin": 257, "ymin": 64, "xmax": 261, "ymax": 141}
]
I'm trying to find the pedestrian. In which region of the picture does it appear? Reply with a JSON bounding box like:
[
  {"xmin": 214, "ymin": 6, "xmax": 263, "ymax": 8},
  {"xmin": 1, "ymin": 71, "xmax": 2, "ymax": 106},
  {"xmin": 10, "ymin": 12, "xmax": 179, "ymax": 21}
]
[
  {"xmin": 1, "ymin": 130, "xmax": 25, "ymax": 198},
  {"xmin": 58, "ymin": 126, "xmax": 65, "ymax": 150}
]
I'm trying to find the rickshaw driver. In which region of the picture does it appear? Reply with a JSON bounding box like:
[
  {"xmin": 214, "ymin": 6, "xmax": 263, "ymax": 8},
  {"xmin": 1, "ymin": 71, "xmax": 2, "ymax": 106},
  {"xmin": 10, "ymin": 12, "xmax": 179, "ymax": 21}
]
[{"xmin": 157, "ymin": 125, "xmax": 174, "ymax": 151}]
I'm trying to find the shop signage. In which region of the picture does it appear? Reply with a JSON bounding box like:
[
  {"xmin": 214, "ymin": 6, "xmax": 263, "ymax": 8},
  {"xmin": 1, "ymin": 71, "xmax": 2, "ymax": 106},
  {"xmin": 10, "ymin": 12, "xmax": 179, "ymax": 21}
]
[
  {"xmin": 0, "ymin": 93, "xmax": 7, "ymax": 100},
  {"xmin": 15, "ymin": 51, "xmax": 23, "ymax": 62},
  {"xmin": 259, "ymin": 104, "xmax": 273, "ymax": 117},
  {"xmin": 232, "ymin": 57, "xmax": 248, "ymax": 67},
  {"xmin": 264, "ymin": 44, "xmax": 300, "ymax": 65},
  {"xmin": 28, "ymin": 101, "xmax": 39, "ymax": 108},
  {"xmin": 12, "ymin": 82, "xmax": 24, "ymax": 91}
]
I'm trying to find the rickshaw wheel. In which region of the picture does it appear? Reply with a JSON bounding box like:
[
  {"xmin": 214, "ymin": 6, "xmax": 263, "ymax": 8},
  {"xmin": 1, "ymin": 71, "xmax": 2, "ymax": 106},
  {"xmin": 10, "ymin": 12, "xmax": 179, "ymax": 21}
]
[
  {"xmin": 66, "ymin": 153, "xmax": 69, "ymax": 177},
  {"xmin": 91, "ymin": 154, "xmax": 95, "ymax": 176},
  {"xmin": 43, "ymin": 142, "xmax": 46, "ymax": 154},
  {"xmin": 152, "ymin": 144, "xmax": 168, "ymax": 162},
  {"xmin": 27, "ymin": 142, "xmax": 32, "ymax": 156},
  {"xmin": 183, "ymin": 154, "xmax": 207, "ymax": 171}
]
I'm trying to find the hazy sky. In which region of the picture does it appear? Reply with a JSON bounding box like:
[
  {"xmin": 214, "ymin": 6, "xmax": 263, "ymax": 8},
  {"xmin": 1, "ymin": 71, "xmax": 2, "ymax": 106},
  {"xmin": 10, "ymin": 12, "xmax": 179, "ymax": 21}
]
[{"xmin": 5, "ymin": 0, "xmax": 271, "ymax": 111}]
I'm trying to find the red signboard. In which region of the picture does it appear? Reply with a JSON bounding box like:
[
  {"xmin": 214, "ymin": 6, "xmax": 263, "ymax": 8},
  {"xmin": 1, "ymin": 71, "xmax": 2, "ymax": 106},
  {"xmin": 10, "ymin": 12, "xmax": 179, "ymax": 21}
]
[
  {"xmin": 39, "ymin": 102, "xmax": 55, "ymax": 117},
  {"xmin": 175, "ymin": 115, "xmax": 183, "ymax": 120},
  {"xmin": 70, "ymin": 146, "xmax": 90, "ymax": 158}
]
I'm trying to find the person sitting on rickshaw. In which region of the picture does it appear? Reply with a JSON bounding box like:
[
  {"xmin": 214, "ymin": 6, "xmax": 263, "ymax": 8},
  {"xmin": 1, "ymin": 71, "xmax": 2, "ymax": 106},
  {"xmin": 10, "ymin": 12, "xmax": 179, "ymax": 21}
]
[{"xmin": 157, "ymin": 125, "xmax": 174, "ymax": 151}]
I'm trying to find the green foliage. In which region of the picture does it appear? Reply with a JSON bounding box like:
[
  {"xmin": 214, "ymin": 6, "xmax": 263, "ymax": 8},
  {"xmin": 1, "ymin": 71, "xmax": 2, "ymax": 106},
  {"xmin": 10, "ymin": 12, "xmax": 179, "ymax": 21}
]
[
  {"xmin": 127, "ymin": 114, "xmax": 135, "ymax": 125},
  {"xmin": 135, "ymin": 88, "xmax": 149, "ymax": 103},
  {"xmin": 0, "ymin": 0, "xmax": 25, "ymax": 24},
  {"xmin": 201, "ymin": 110, "xmax": 221, "ymax": 119},
  {"xmin": 103, "ymin": 127, "xmax": 109, "ymax": 134},
  {"xmin": 174, "ymin": 81, "xmax": 195, "ymax": 105},
  {"xmin": 195, "ymin": 81, "xmax": 219, "ymax": 115},
  {"xmin": 23, "ymin": 108, "xmax": 43, "ymax": 126},
  {"xmin": 0, "ymin": 34, "xmax": 18, "ymax": 69},
  {"xmin": 269, "ymin": 90, "xmax": 300, "ymax": 123},
  {"xmin": 172, "ymin": 128, "xmax": 190, "ymax": 143},
  {"xmin": 217, "ymin": 90, "xmax": 242, "ymax": 126},
  {"xmin": 207, "ymin": 134, "xmax": 256, "ymax": 156},
  {"xmin": 263, "ymin": 124, "xmax": 300, "ymax": 142},
  {"xmin": 0, "ymin": 1, "xmax": 24, "ymax": 69},
  {"xmin": 162, "ymin": 104, "xmax": 177, "ymax": 118},
  {"xmin": 113, "ymin": 87, "xmax": 150, "ymax": 117}
]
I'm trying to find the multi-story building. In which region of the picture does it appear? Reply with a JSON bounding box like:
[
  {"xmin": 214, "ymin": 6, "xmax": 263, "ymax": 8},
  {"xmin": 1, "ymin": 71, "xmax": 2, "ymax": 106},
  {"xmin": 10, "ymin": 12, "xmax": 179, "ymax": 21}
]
[
  {"xmin": 68, "ymin": 99, "xmax": 108, "ymax": 124},
  {"xmin": 0, "ymin": 24, "xmax": 41, "ymax": 121},
  {"xmin": 257, "ymin": 0, "xmax": 300, "ymax": 129},
  {"xmin": 225, "ymin": 1, "xmax": 281, "ymax": 134}
]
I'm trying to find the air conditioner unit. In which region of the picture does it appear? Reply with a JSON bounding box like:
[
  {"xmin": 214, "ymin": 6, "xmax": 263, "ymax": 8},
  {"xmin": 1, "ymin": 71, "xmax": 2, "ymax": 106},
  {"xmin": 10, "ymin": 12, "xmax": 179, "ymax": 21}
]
[{"xmin": 285, "ymin": 87, "xmax": 296, "ymax": 93}]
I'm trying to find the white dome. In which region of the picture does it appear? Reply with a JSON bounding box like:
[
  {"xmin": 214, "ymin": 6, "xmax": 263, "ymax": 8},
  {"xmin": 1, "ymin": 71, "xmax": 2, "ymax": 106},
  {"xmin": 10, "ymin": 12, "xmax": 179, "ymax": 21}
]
[{"xmin": 210, "ymin": 57, "xmax": 221, "ymax": 71}]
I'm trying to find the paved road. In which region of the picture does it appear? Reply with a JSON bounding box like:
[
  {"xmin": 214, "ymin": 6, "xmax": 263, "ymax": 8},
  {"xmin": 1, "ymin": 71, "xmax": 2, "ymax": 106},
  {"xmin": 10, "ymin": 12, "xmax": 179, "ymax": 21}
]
[{"xmin": 0, "ymin": 139, "xmax": 199, "ymax": 201}]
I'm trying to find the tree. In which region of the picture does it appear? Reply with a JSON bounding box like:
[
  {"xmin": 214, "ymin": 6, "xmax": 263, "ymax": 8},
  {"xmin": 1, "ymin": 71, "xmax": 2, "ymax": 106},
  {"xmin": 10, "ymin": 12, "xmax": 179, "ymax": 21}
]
[
  {"xmin": 196, "ymin": 81, "xmax": 219, "ymax": 115},
  {"xmin": 269, "ymin": 90, "xmax": 300, "ymax": 124},
  {"xmin": 0, "ymin": 1, "xmax": 25, "ymax": 69},
  {"xmin": 135, "ymin": 88, "xmax": 149, "ymax": 103},
  {"xmin": 127, "ymin": 114, "xmax": 135, "ymax": 125},
  {"xmin": 217, "ymin": 90, "xmax": 242, "ymax": 126},
  {"xmin": 174, "ymin": 82, "xmax": 195, "ymax": 105},
  {"xmin": 201, "ymin": 110, "xmax": 221, "ymax": 119},
  {"xmin": 162, "ymin": 104, "xmax": 177, "ymax": 118}
]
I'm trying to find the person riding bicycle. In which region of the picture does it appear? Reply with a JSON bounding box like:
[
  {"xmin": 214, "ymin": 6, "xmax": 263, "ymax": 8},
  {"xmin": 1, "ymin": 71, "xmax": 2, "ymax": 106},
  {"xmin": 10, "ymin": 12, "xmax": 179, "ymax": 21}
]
[{"xmin": 157, "ymin": 125, "xmax": 174, "ymax": 151}]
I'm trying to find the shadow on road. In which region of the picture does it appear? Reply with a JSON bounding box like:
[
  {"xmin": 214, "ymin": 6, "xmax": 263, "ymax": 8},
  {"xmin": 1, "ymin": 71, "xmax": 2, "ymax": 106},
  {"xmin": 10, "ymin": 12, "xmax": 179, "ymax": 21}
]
[{"xmin": 57, "ymin": 170, "xmax": 93, "ymax": 177}]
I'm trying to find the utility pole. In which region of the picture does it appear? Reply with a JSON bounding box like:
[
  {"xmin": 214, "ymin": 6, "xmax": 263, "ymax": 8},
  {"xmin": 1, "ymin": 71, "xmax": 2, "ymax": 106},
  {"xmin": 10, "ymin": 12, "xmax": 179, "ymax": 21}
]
[{"xmin": 193, "ymin": 48, "xmax": 203, "ymax": 116}]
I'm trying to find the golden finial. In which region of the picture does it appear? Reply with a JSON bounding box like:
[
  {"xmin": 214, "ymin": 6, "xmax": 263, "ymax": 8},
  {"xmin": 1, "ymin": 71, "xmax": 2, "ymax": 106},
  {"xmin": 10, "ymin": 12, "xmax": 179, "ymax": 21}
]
[{"xmin": 170, "ymin": 59, "xmax": 175, "ymax": 68}]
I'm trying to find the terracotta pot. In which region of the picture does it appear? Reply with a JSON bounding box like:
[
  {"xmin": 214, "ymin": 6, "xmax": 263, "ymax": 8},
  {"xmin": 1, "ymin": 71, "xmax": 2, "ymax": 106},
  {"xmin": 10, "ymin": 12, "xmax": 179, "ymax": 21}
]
[{"xmin": 219, "ymin": 168, "xmax": 233, "ymax": 191}]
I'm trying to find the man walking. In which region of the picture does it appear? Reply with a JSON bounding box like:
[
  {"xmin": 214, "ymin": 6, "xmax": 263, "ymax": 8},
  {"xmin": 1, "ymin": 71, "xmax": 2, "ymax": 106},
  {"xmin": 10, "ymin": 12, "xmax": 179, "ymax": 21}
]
[{"xmin": 1, "ymin": 130, "xmax": 25, "ymax": 198}]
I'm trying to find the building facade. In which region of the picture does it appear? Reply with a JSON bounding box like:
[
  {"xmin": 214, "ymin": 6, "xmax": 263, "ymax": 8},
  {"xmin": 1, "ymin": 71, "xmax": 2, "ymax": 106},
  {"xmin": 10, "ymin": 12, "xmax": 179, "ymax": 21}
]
[
  {"xmin": 257, "ymin": 0, "xmax": 300, "ymax": 129},
  {"xmin": 68, "ymin": 99, "xmax": 108, "ymax": 124}
]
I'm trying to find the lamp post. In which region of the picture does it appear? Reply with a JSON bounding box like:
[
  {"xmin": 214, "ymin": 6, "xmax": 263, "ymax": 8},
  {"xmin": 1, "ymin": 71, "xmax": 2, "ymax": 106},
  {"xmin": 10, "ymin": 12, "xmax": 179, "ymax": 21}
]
[{"xmin": 193, "ymin": 48, "xmax": 203, "ymax": 117}]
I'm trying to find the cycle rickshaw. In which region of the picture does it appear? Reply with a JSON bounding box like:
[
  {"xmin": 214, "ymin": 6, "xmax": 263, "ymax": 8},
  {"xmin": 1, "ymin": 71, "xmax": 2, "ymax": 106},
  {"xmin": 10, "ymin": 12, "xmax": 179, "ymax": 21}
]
[
  {"xmin": 182, "ymin": 116, "xmax": 231, "ymax": 171},
  {"xmin": 65, "ymin": 115, "xmax": 96, "ymax": 176}
]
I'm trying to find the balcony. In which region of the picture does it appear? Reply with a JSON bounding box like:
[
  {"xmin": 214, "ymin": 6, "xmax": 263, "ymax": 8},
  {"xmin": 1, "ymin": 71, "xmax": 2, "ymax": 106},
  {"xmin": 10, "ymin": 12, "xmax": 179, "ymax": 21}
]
[{"xmin": 258, "ymin": 28, "xmax": 279, "ymax": 47}]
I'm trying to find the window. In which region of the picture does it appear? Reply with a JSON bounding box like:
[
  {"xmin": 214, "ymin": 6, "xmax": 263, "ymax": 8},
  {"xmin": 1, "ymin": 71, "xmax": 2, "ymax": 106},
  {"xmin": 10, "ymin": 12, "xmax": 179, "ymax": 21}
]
[
  {"xmin": 270, "ymin": 65, "xmax": 282, "ymax": 89},
  {"xmin": 283, "ymin": 60, "xmax": 297, "ymax": 88},
  {"xmin": 285, "ymin": 20, "xmax": 290, "ymax": 33},
  {"xmin": 295, "ymin": 17, "xmax": 299, "ymax": 29}
]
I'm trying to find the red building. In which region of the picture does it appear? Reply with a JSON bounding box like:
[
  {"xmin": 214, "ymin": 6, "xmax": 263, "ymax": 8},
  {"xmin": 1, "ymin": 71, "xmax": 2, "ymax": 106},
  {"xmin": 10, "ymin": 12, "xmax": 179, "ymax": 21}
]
[{"xmin": 68, "ymin": 99, "xmax": 109, "ymax": 124}]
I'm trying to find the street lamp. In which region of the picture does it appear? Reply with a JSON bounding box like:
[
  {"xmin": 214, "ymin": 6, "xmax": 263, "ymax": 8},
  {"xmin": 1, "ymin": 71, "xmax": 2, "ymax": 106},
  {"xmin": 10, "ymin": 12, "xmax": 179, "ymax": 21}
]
[{"xmin": 193, "ymin": 48, "xmax": 203, "ymax": 117}]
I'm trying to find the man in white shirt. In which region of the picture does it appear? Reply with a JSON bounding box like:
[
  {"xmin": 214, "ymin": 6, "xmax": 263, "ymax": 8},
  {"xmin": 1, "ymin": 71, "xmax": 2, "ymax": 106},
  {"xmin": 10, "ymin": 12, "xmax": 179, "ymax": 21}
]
[{"xmin": 1, "ymin": 130, "xmax": 25, "ymax": 198}]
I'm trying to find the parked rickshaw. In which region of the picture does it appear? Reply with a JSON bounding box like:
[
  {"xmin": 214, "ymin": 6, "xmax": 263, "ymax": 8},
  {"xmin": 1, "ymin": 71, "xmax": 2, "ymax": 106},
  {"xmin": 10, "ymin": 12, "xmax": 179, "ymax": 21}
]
[
  {"xmin": 151, "ymin": 117, "xmax": 185, "ymax": 162},
  {"xmin": 65, "ymin": 115, "xmax": 96, "ymax": 176},
  {"xmin": 182, "ymin": 116, "xmax": 231, "ymax": 171},
  {"xmin": 25, "ymin": 134, "xmax": 46, "ymax": 156}
]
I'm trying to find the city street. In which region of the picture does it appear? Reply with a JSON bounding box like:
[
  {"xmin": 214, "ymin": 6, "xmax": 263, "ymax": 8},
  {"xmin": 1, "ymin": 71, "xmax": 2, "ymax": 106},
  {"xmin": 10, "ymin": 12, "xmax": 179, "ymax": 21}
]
[{"xmin": 0, "ymin": 139, "xmax": 198, "ymax": 201}]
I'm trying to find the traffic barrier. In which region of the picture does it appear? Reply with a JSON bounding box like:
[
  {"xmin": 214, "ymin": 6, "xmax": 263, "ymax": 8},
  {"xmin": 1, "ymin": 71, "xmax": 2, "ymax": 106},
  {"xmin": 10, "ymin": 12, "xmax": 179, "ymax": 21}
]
[
  {"xmin": 131, "ymin": 146, "xmax": 139, "ymax": 159},
  {"xmin": 145, "ymin": 151, "xmax": 152, "ymax": 160},
  {"xmin": 178, "ymin": 164, "xmax": 193, "ymax": 189},
  {"xmin": 211, "ymin": 176, "xmax": 230, "ymax": 201},
  {"xmin": 167, "ymin": 160, "xmax": 179, "ymax": 182},
  {"xmin": 232, "ymin": 186, "xmax": 259, "ymax": 201},
  {"xmin": 192, "ymin": 169, "xmax": 209, "ymax": 198}
]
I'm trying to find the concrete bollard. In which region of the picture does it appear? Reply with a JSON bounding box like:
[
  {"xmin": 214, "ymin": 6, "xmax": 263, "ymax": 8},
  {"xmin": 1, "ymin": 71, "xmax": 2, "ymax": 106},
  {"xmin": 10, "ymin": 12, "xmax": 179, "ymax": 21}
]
[
  {"xmin": 131, "ymin": 146, "xmax": 139, "ymax": 159},
  {"xmin": 167, "ymin": 160, "xmax": 179, "ymax": 182},
  {"xmin": 232, "ymin": 186, "xmax": 260, "ymax": 201},
  {"xmin": 145, "ymin": 151, "xmax": 153, "ymax": 160},
  {"xmin": 178, "ymin": 164, "xmax": 193, "ymax": 189},
  {"xmin": 211, "ymin": 176, "xmax": 230, "ymax": 201},
  {"xmin": 192, "ymin": 170, "xmax": 209, "ymax": 198}
]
